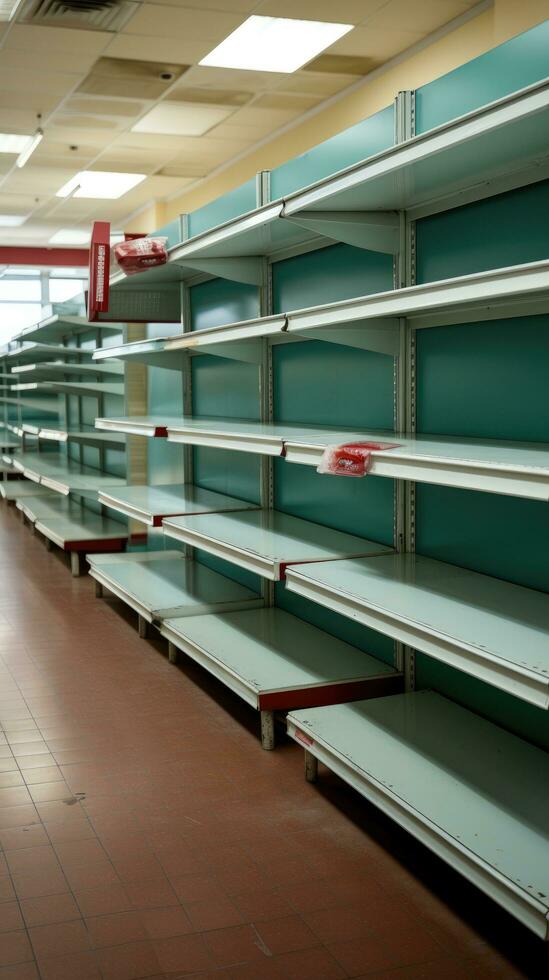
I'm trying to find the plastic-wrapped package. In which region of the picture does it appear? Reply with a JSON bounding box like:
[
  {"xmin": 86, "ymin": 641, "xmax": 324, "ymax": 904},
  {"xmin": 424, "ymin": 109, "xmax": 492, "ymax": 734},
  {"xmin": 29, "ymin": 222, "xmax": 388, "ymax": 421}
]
[
  {"xmin": 114, "ymin": 237, "xmax": 168, "ymax": 276},
  {"xmin": 317, "ymin": 441, "xmax": 399, "ymax": 477}
]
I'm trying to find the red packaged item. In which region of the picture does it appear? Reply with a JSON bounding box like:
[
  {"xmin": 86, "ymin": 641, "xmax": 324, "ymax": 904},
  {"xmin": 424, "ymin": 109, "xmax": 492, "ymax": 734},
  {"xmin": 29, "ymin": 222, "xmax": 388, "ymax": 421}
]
[
  {"xmin": 114, "ymin": 237, "xmax": 168, "ymax": 276},
  {"xmin": 317, "ymin": 441, "xmax": 400, "ymax": 477}
]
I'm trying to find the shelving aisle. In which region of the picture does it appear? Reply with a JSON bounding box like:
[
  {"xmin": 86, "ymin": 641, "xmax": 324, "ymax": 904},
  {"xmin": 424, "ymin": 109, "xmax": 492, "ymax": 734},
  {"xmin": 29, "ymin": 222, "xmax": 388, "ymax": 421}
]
[
  {"xmin": 89, "ymin": 21, "xmax": 549, "ymax": 948},
  {"xmin": 0, "ymin": 310, "xmax": 129, "ymax": 573}
]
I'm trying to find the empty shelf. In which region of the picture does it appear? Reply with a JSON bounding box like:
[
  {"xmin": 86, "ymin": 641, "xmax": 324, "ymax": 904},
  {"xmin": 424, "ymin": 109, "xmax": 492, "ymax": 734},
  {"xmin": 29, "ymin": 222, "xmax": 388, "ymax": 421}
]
[
  {"xmin": 287, "ymin": 691, "xmax": 549, "ymax": 939},
  {"xmin": 98, "ymin": 483, "xmax": 259, "ymax": 526},
  {"xmin": 12, "ymin": 361, "xmax": 123, "ymax": 380},
  {"xmin": 167, "ymin": 418, "xmax": 285, "ymax": 455},
  {"xmin": 93, "ymin": 338, "xmax": 186, "ymax": 370},
  {"xmin": 161, "ymin": 606, "xmax": 401, "ymax": 712},
  {"xmin": 88, "ymin": 551, "xmax": 262, "ymax": 622},
  {"xmin": 35, "ymin": 506, "xmax": 128, "ymax": 552},
  {"xmin": 282, "ymin": 428, "xmax": 549, "ymax": 501},
  {"xmin": 285, "ymin": 553, "xmax": 549, "ymax": 708},
  {"xmin": 284, "ymin": 77, "xmax": 549, "ymax": 221},
  {"xmin": 17, "ymin": 380, "xmax": 124, "ymax": 398},
  {"xmin": 17, "ymin": 494, "xmax": 72, "ymax": 523},
  {"xmin": 5, "ymin": 343, "xmax": 86, "ymax": 364},
  {"xmin": 0, "ymin": 481, "xmax": 57, "ymax": 502},
  {"xmin": 10, "ymin": 452, "xmax": 126, "ymax": 496},
  {"xmin": 16, "ymin": 315, "xmax": 122, "ymax": 344},
  {"xmin": 31, "ymin": 425, "xmax": 125, "ymax": 448},
  {"xmin": 162, "ymin": 510, "xmax": 392, "ymax": 581},
  {"xmin": 95, "ymin": 416, "xmax": 180, "ymax": 437}
]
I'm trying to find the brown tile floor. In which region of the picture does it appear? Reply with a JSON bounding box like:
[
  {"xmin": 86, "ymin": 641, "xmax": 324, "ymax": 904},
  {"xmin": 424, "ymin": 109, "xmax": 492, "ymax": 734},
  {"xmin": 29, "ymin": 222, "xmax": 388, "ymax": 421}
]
[{"xmin": 0, "ymin": 503, "xmax": 546, "ymax": 980}]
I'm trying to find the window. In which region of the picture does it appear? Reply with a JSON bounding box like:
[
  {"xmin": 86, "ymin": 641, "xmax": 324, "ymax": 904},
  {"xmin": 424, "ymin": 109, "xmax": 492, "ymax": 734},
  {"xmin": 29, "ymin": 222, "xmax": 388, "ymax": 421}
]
[{"xmin": 0, "ymin": 268, "xmax": 87, "ymax": 345}]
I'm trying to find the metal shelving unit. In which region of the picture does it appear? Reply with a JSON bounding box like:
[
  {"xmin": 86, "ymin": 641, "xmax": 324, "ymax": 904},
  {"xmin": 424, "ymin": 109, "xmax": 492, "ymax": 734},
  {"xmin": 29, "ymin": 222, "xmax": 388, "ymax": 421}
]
[
  {"xmin": 287, "ymin": 692, "xmax": 549, "ymax": 940},
  {"xmin": 11, "ymin": 451, "xmax": 126, "ymax": 496},
  {"xmin": 285, "ymin": 554, "xmax": 549, "ymax": 708},
  {"xmin": 98, "ymin": 483, "xmax": 259, "ymax": 526},
  {"xmin": 162, "ymin": 510, "xmax": 392, "ymax": 581},
  {"xmin": 15, "ymin": 314, "xmax": 123, "ymax": 344},
  {"xmin": 161, "ymin": 607, "xmax": 402, "ymax": 748}
]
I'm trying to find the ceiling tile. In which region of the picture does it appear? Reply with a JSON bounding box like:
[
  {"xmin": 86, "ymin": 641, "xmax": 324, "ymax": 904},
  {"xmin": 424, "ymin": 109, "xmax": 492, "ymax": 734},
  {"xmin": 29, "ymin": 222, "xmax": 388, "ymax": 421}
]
[
  {"xmin": 133, "ymin": 102, "xmax": 235, "ymax": 136},
  {"xmin": 169, "ymin": 85, "xmax": 252, "ymax": 106},
  {"xmin": 123, "ymin": 5, "xmax": 245, "ymax": 40},
  {"xmin": 304, "ymin": 53, "xmax": 378, "ymax": 75},
  {"xmin": 327, "ymin": 24, "xmax": 424, "ymax": 58},
  {"xmin": 65, "ymin": 97, "xmax": 150, "ymax": 118},
  {"xmin": 143, "ymin": 0, "xmax": 257, "ymax": 9},
  {"xmin": 5, "ymin": 24, "xmax": 111, "ymax": 55},
  {"xmin": 77, "ymin": 57, "xmax": 188, "ymax": 100},
  {"xmin": 180, "ymin": 64, "xmax": 288, "ymax": 91},
  {"xmin": 0, "ymin": 68, "xmax": 82, "ymax": 96},
  {"xmin": 366, "ymin": 0, "xmax": 472, "ymax": 32},
  {"xmin": 105, "ymin": 33, "xmax": 209, "ymax": 64},
  {"xmin": 255, "ymin": 0, "xmax": 387, "ymax": 22},
  {"xmin": 275, "ymin": 71, "xmax": 358, "ymax": 96},
  {"xmin": 0, "ymin": 46, "xmax": 97, "ymax": 75},
  {"xmin": 253, "ymin": 92, "xmax": 322, "ymax": 111}
]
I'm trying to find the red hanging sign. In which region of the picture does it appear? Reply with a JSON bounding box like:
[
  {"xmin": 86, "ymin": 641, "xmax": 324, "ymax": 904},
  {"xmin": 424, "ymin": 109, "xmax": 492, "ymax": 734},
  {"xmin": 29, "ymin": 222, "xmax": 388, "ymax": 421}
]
[{"xmin": 87, "ymin": 221, "xmax": 111, "ymax": 321}]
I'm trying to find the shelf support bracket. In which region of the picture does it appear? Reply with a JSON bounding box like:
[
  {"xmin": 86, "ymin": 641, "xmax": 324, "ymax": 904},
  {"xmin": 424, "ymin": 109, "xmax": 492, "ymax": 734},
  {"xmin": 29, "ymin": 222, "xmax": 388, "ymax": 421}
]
[{"xmin": 284, "ymin": 211, "xmax": 400, "ymax": 254}]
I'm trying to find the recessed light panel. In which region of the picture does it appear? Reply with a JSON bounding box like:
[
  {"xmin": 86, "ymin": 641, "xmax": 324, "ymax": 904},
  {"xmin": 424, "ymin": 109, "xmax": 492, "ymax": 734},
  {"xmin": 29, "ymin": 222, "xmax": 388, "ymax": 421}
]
[
  {"xmin": 56, "ymin": 171, "xmax": 146, "ymax": 199},
  {"xmin": 49, "ymin": 230, "xmax": 91, "ymax": 245},
  {"xmin": 0, "ymin": 133, "xmax": 32, "ymax": 154},
  {"xmin": 0, "ymin": 215, "xmax": 28, "ymax": 227},
  {"xmin": 132, "ymin": 103, "xmax": 232, "ymax": 137},
  {"xmin": 200, "ymin": 15, "xmax": 352, "ymax": 73}
]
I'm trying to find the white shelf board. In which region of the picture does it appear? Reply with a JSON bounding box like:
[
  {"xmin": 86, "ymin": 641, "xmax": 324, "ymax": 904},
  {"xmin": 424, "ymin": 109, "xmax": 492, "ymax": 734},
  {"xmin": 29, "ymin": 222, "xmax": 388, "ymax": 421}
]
[
  {"xmin": 162, "ymin": 509, "xmax": 392, "ymax": 581},
  {"xmin": 161, "ymin": 607, "xmax": 400, "ymax": 711},
  {"xmin": 35, "ymin": 507, "xmax": 128, "ymax": 550},
  {"xmin": 94, "ymin": 338, "xmax": 186, "ymax": 370},
  {"xmin": 287, "ymin": 691, "xmax": 549, "ymax": 939},
  {"xmin": 0, "ymin": 481, "xmax": 57, "ymax": 502},
  {"xmin": 33, "ymin": 380, "xmax": 124, "ymax": 398},
  {"xmin": 5, "ymin": 343, "xmax": 87, "ymax": 364},
  {"xmin": 10, "ymin": 451, "xmax": 126, "ymax": 496},
  {"xmin": 167, "ymin": 417, "xmax": 285, "ymax": 455},
  {"xmin": 282, "ymin": 427, "xmax": 549, "ymax": 501},
  {"xmin": 95, "ymin": 416, "xmax": 179, "ymax": 437},
  {"xmin": 98, "ymin": 483, "xmax": 259, "ymax": 526},
  {"xmin": 17, "ymin": 494, "xmax": 73, "ymax": 523},
  {"xmin": 88, "ymin": 551, "xmax": 262, "ymax": 622},
  {"xmin": 34, "ymin": 425, "xmax": 125, "ymax": 448},
  {"xmin": 284, "ymin": 78, "xmax": 549, "ymax": 220},
  {"xmin": 12, "ymin": 361, "xmax": 123, "ymax": 380},
  {"xmin": 285, "ymin": 553, "xmax": 549, "ymax": 708},
  {"xmin": 287, "ymin": 259, "xmax": 549, "ymax": 343},
  {"xmin": 0, "ymin": 395, "xmax": 59, "ymax": 413},
  {"xmin": 16, "ymin": 315, "xmax": 123, "ymax": 344}
]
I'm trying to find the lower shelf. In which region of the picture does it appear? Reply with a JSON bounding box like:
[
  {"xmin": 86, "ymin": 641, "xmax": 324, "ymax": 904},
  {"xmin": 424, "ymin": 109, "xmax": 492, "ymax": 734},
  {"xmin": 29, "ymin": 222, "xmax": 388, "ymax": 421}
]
[
  {"xmin": 98, "ymin": 483, "xmax": 258, "ymax": 526},
  {"xmin": 285, "ymin": 554, "xmax": 549, "ymax": 709},
  {"xmin": 0, "ymin": 481, "xmax": 57, "ymax": 502},
  {"xmin": 35, "ymin": 503, "xmax": 128, "ymax": 552},
  {"xmin": 287, "ymin": 691, "xmax": 549, "ymax": 940},
  {"xmin": 16, "ymin": 491, "xmax": 63, "ymax": 521},
  {"xmin": 88, "ymin": 551, "xmax": 262, "ymax": 622},
  {"xmin": 160, "ymin": 606, "xmax": 402, "ymax": 712}
]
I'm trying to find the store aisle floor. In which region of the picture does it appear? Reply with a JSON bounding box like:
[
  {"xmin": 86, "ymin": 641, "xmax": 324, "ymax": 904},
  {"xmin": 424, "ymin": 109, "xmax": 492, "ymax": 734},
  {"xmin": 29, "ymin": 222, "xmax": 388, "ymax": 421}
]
[{"xmin": 0, "ymin": 504, "xmax": 544, "ymax": 980}]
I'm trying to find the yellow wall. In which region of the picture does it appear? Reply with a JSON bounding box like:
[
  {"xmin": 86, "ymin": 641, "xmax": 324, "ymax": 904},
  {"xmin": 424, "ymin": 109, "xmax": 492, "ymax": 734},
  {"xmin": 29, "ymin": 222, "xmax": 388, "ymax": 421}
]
[{"xmin": 151, "ymin": 0, "xmax": 548, "ymax": 227}]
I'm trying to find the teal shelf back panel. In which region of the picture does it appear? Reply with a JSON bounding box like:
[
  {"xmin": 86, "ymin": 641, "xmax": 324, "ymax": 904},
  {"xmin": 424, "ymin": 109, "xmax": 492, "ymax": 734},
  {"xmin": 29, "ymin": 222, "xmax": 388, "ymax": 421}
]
[
  {"xmin": 193, "ymin": 447, "xmax": 261, "ymax": 505},
  {"xmin": 416, "ymin": 181, "xmax": 549, "ymax": 283},
  {"xmin": 416, "ymin": 315, "xmax": 549, "ymax": 442},
  {"xmin": 273, "ymin": 339, "xmax": 394, "ymax": 430},
  {"xmin": 415, "ymin": 19, "xmax": 549, "ymax": 133},
  {"xmin": 416, "ymin": 484, "xmax": 549, "ymax": 594},
  {"xmin": 147, "ymin": 321, "xmax": 185, "ymax": 484},
  {"xmin": 154, "ymin": 219, "xmax": 181, "ymax": 248},
  {"xmin": 192, "ymin": 355, "xmax": 260, "ymax": 420},
  {"xmin": 272, "ymin": 242, "xmax": 393, "ymax": 311},
  {"xmin": 271, "ymin": 105, "xmax": 394, "ymax": 199},
  {"xmin": 190, "ymin": 279, "xmax": 259, "ymax": 332},
  {"xmin": 415, "ymin": 657, "xmax": 549, "ymax": 752},
  {"xmin": 188, "ymin": 178, "xmax": 256, "ymax": 238},
  {"xmin": 276, "ymin": 580, "xmax": 395, "ymax": 668},
  {"xmin": 194, "ymin": 549, "xmax": 262, "ymax": 594},
  {"xmin": 274, "ymin": 459, "xmax": 394, "ymax": 547}
]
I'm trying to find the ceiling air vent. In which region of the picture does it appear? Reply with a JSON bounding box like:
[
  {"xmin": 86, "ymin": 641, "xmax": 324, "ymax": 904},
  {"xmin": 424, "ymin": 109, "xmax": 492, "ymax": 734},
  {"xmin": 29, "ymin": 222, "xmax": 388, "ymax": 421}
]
[{"xmin": 18, "ymin": 0, "xmax": 138, "ymax": 32}]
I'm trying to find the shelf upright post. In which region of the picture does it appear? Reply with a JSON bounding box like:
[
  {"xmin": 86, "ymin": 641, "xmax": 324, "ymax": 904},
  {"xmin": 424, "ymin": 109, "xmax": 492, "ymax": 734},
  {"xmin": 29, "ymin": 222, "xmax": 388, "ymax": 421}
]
[
  {"xmin": 257, "ymin": 171, "xmax": 276, "ymax": 618},
  {"xmin": 394, "ymin": 90, "xmax": 417, "ymax": 691},
  {"xmin": 180, "ymin": 212, "xmax": 196, "ymax": 563},
  {"xmin": 124, "ymin": 317, "xmax": 148, "ymax": 540}
]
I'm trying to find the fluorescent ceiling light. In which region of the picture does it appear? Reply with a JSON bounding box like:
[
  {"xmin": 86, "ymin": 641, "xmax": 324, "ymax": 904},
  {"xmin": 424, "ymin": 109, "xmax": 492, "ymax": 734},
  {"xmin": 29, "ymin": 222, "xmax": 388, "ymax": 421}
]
[
  {"xmin": 49, "ymin": 229, "xmax": 91, "ymax": 245},
  {"xmin": 0, "ymin": 133, "xmax": 32, "ymax": 154},
  {"xmin": 0, "ymin": 214, "xmax": 27, "ymax": 227},
  {"xmin": 16, "ymin": 129, "xmax": 43, "ymax": 169},
  {"xmin": 132, "ymin": 103, "xmax": 232, "ymax": 137},
  {"xmin": 56, "ymin": 171, "xmax": 146, "ymax": 200},
  {"xmin": 200, "ymin": 15, "xmax": 352, "ymax": 73}
]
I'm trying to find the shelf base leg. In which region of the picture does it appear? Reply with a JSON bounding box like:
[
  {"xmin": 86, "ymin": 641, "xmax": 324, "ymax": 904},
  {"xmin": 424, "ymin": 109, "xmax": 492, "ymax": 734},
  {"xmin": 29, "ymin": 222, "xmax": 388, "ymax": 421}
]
[
  {"xmin": 260, "ymin": 710, "xmax": 275, "ymax": 751},
  {"xmin": 138, "ymin": 615, "xmax": 148, "ymax": 639},
  {"xmin": 95, "ymin": 581, "xmax": 103, "ymax": 599},
  {"xmin": 70, "ymin": 552, "xmax": 83, "ymax": 577},
  {"xmin": 168, "ymin": 642, "xmax": 178, "ymax": 665},
  {"xmin": 305, "ymin": 750, "xmax": 318, "ymax": 784}
]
